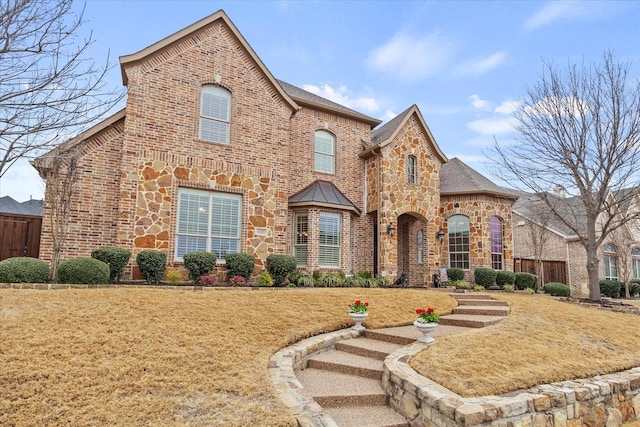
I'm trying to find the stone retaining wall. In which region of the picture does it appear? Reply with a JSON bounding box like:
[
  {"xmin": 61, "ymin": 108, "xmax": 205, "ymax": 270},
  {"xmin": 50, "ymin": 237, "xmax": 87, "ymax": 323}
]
[{"xmin": 384, "ymin": 341, "xmax": 640, "ymax": 427}]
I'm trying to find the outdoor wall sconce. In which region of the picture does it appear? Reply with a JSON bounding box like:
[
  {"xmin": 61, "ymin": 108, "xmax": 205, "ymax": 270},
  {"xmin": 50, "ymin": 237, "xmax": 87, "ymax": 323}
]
[
  {"xmin": 435, "ymin": 228, "xmax": 445, "ymax": 244},
  {"xmin": 386, "ymin": 223, "xmax": 396, "ymax": 237}
]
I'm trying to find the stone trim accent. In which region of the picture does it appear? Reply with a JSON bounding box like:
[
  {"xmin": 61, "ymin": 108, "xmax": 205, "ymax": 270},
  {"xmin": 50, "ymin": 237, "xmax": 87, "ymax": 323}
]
[
  {"xmin": 384, "ymin": 342, "xmax": 640, "ymax": 426},
  {"xmin": 268, "ymin": 328, "xmax": 362, "ymax": 427}
]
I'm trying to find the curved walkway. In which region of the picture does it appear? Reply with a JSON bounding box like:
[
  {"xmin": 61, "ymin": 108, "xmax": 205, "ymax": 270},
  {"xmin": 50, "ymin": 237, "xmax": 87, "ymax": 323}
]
[{"xmin": 269, "ymin": 293, "xmax": 640, "ymax": 427}]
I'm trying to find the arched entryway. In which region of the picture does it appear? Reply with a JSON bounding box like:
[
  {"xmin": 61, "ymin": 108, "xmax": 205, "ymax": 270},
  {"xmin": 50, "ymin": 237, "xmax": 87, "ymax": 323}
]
[{"xmin": 396, "ymin": 212, "xmax": 429, "ymax": 286}]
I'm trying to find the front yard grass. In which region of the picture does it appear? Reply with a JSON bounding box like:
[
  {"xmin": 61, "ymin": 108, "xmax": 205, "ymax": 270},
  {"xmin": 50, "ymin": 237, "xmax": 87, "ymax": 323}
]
[{"xmin": 2, "ymin": 288, "xmax": 640, "ymax": 426}]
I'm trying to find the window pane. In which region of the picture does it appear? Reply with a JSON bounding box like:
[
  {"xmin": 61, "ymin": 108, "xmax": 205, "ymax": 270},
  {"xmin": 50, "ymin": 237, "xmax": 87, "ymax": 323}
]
[
  {"xmin": 201, "ymin": 87, "xmax": 230, "ymax": 120},
  {"xmin": 294, "ymin": 214, "xmax": 308, "ymax": 266},
  {"xmin": 294, "ymin": 246, "xmax": 308, "ymax": 266},
  {"xmin": 314, "ymin": 131, "xmax": 335, "ymax": 173},
  {"xmin": 211, "ymin": 195, "xmax": 241, "ymax": 238},
  {"xmin": 211, "ymin": 238, "xmax": 239, "ymax": 259},
  {"xmin": 408, "ymin": 156, "xmax": 416, "ymax": 184},
  {"xmin": 448, "ymin": 215, "xmax": 470, "ymax": 269},
  {"xmin": 319, "ymin": 212, "xmax": 341, "ymax": 267},
  {"xmin": 490, "ymin": 217, "xmax": 503, "ymax": 270},
  {"xmin": 417, "ymin": 229, "xmax": 423, "ymax": 264},
  {"xmin": 200, "ymin": 118, "xmax": 229, "ymax": 143},
  {"xmin": 177, "ymin": 191, "xmax": 209, "ymax": 235},
  {"xmin": 176, "ymin": 235, "xmax": 207, "ymax": 259}
]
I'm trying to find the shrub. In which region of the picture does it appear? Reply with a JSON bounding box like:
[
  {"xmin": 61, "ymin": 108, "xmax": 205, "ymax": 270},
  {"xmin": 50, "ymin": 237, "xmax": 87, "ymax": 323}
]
[
  {"xmin": 515, "ymin": 272, "xmax": 538, "ymax": 290},
  {"xmin": 503, "ymin": 284, "xmax": 515, "ymax": 293},
  {"xmin": 543, "ymin": 282, "xmax": 571, "ymax": 297},
  {"xmin": 356, "ymin": 270, "xmax": 373, "ymax": 279},
  {"xmin": 224, "ymin": 253, "xmax": 255, "ymax": 282},
  {"xmin": 344, "ymin": 275, "xmax": 365, "ymax": 288},
  {"xmin": 599, "ymin": 280, "xmax": 623, "ymax": 298},
  {"xmin": 474, "ymin": 285, "xmax": 485, "ymax": 292},
  {"xmin": 257, "ymin": 271, "xmax": 273, "ymax": 286},
  {"xmin": 57, "ymin": 258, "xmax": 109, "ymax": 284},
  {"xmin": 453, "ymin": 280, "xmax": 471, "ymax": 289},
  {"xmin": 474, "ymin": 268, "xmax": 496, "ymax": 288},
  {"xmin": 297, "ymin": 274, "xmax": 314, "ymax": 287},
  {"xmin": 91, "ymin": 247, "xmax": 131, "ymax": 283},
  {"xmin": 320, "ymin": 273, "xmax": 344, "ymax": 287},
  {"xmin": 524, "ymin": 287, "xmax": 535, "ymax": 294},
  {"xmin": 166, "ymin": 269, "xmax": 183, "ymax": 284},
  {"xmin": 447, "ymin": 268, "xmax": 465, "ymax": 281},
  {"xmin": 374, "ymin": 276, "xmax": 390, "ymax": 288},
  {"xmin": 312, "ymin": 270, "xmax": 323, "ymax": 282},
  {"xmin": 136, "ymin": 250, "xmax": 167, "ymax": 284},
  {"xmin": 0, "ymin": 257, "xmax": 49, "ymax": 283},
  {"xmin": 629, "ymin": 280, "xmax": 640, "ymax": 298},
  {"xmin": 287, "ymin": 269, "xmax": 304, "ymax": 286},
  {"xmin": 266, "ymin": 254, "xmax": 297, "ymax": 286},
  {"xmin": 495, "ymin": 271, "xmax": 516, "ymax": 289},
  {"xmin": 183, "ymin": 252, "xmax": 217, "ymax": 284},
  {"xmin": 200, "ymin": 274, "xmax": 216, "ymax": 287}
]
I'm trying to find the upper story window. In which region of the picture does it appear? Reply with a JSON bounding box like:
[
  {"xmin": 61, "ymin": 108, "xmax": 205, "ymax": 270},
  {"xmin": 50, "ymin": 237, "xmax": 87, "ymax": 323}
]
[
  {"xmin": 314, "ymin": 130, "xmax": 335, "ymax": 174},
  {"xmin": 603, "ymin": 243, "xmax": 618, "ymax": 280},
  {"xmin": 448, "ymin": 215, "xmax": 470, "ymax": 269},
  {"xmin": 407, "ymin": 155, "xmax": 416, "ymax": 184},
  {"xmin": 490, "ymin": 216, "xmax": 503, "ymax": 270},
  {"xmin": 200, "ymin": 86, "xmax": 230, "ymax": 143},
  {"xmin": 175, "ymin": 188, "xmax": 241, "ymax": 261}
]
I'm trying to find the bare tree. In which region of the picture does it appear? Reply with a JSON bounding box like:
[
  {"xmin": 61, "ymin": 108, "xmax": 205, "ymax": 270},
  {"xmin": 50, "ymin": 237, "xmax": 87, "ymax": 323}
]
[
  {"xmin": 39, "ymin": 147, "xmax": 81, "ymax": 282},
  {"xmin": 526, "ymin": 219, "xmax": 552, "ymax": 290},
  {"xmin": 492, "ymin": 52, "xmax": 640, "ymax": 300},
  {"xmin": 0, "ymin": 0, "xmax": 124, "ymax": 177}
]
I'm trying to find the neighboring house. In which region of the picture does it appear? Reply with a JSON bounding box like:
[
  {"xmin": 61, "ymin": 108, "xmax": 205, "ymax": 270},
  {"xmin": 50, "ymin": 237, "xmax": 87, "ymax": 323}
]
[
  {"xmin": 32, "ymin": 10, "xmax": 516, "ymax": 283},
  {"xmin": 0, "ymin": 196, "xmax": 43, "ymax": 260},
  {"xmin": 512, "ymin": 188, "xmax": 640, "ymax": 296}
]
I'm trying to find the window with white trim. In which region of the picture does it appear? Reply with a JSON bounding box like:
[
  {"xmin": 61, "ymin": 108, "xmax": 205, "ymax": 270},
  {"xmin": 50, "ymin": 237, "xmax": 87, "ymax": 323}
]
[
  {"xmin": 175, "ymin": 188, "xmax": 241, "ymax": 261},
  {"xmin": 319, "ymin": 212, "xmax": 341, "ymax": 267},
  {"xmin": 293, "ymin": 213, "xmax": 308, "ymax": 266},
  {"xmin": 603, "ymin": 243, "xmax": 618, "ymax": 280},
  {"xmin": 448, "ymin": 215, "xmax": 470, "ymax": 269},
  {"xmin": 200, "ymin": 86, "xmax": 230, "ymax": 143},
  {"xmin": 490, "ymin": 216, "xmax": 503, "ymax": 270},
  {"xmin": 314, "ymin": 130, "xmax": 335, "ymax": 174},
  {"xmin": 632, "ymin": 248, "xmax": 640, "ymax": 279},
  {"xmin": 408, "ymin": 155, "xmax": 416, "ymax": 184}
]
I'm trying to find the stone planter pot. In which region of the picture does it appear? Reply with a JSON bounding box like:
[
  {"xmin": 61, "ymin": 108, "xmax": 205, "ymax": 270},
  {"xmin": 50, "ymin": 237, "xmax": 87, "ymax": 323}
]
[
  {"xmin": 413, "ymin": 320, "xmax": 438, "ymax": 343},
  {"xmin": 348, "ymin": 312, "xmax": 368, "ymax": 331}
]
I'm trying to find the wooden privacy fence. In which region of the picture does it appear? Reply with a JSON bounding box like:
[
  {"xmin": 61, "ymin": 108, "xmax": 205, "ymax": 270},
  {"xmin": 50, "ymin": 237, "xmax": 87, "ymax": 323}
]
[
  {"xmin": 514, "ymin": 258, "xmax": 567, "ymax": 285},
  {"xmin": 0, "ymin": 213, "xmax": 42, "ymax": 261}
]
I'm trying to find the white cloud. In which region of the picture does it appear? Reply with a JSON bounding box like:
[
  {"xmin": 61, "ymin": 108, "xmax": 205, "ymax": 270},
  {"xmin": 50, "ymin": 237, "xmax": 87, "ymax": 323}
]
[
  {"xmin": 302, "ymin": 83, "xmax": 380, "ymax": 115},
  {"xmin": 495, "ymin": 100, "xmax": 522, "ymax": 115},
  {"xmin": 467, "ymin": 117, "xmax": 517, "ymax": 136},
  {"xmin": 468, "ymin": 94, "xmax": 490, "ymax": 110},
  {"xmin": 0, "ymin": 159, "xmax": 44, "ymax": 202},
  {"xmin": 454, "ymin": 51, "xmax": 507, "ymax": 76},
  {"xmin": 526, "ymin": 96, "xmax": 588, "ymax": 118},
  {"xmin": 367, "ymin": 31, "xmax": 456, "ymax": 81},
  {"xmin": 525, "ymin": 1, "xmax": 587, "ymax": 31},
  {"xmin": 381, "ymin": 109, "xmax": 398, "ymax": 122}
]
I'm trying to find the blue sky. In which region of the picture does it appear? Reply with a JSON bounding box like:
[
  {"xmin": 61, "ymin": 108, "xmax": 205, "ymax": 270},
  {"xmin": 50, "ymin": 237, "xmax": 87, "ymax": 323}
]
[{"xmin": 2, "ymin": 0, "xmax": 639, "ymax": 202}]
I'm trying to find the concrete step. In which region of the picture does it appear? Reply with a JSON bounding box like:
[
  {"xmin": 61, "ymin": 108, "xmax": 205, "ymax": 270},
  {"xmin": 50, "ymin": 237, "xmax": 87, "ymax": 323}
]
[
  {"xmin": 336, "ymin": 337, "xmax": 403, "ymax": 361},
  {"xmin": 449, "ymin": 292, "xmax": 495, "ymax": 300},
  {"xmin": 364, "ymin": 328, "xmax": 416, "ymax": 346},
  {"xmin": 439, "ymin": 314, "xmax": 506, "ymax": 328},
  {"xmin": 326, "ymin": 405, "xmax": 409, "ymax": 427},
  {"xmin": 452, "ymin": 305, "xmax": 511, "ymax": 316},
  {"xmin": 456, "ymin": 298, "xmax": 509, "ymax": 306},
  {"xmin": 297, "ymin": 369, "xmax": 387, "ymax": 407},
  {"xmin": 308, "ymin": 350, "xmax": 384, "ymax": 379}
]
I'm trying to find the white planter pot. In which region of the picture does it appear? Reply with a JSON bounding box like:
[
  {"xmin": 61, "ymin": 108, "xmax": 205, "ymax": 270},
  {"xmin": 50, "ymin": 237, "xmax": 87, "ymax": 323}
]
[
  {"xmin": 348, "ymin": 312, "xmax": 368, "ymax": 331},
  {"xmin": 413, "ymin": 320, "xmax": 438, "ymax": 343}
]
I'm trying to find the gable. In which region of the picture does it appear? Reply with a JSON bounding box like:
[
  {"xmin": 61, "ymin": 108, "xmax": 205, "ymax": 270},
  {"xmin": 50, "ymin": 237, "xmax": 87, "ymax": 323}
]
[{"xmin": 119, "ymin": 10, "xmax": 298, "ymax": 114}]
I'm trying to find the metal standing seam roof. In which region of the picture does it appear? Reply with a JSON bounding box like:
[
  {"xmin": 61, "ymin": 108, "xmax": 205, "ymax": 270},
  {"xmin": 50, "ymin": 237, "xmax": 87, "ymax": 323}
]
[{"xmin": 288, "ymin": 180, "xmax": 361, "ymax": 214}]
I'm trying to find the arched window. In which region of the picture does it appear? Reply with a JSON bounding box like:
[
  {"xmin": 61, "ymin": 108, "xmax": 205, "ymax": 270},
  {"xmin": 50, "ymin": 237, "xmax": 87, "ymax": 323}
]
[
  {"xmin": 407, "ymin": 155, "xmax": 416, "ymax": 184},
  {"xmin": 200, "ymin": 86, "xmax": 231, "ymax": 143},
  {"xmin": 603, "ymin": 243, "xmax": 618, "ymax": 280},
  {"xmin": 417, "ymin": 229, "xmax": 424, "ymax": 264},
  {"xmin": 632, "ymin": 248, "xmax": 640, "ymax": 279},
  {"xmin": 448, "ymin": 215, "xmax": 470, "ymax": 269},
  {"xmin": 314, "ymin": 130, "xmax": 335, "ymax": 174},
  {"xmin": 490, "ymin": 216, "xmax": 503, "ymax": 270}
]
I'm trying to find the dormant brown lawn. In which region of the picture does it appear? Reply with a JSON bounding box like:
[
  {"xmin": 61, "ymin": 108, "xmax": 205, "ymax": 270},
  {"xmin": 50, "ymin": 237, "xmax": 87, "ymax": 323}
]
[
  {"xmin": 2, "ymin": 288, "xmax": 640, "ymax": 426},
  {"xmin": 0, "ymin": 288, "xmax": 454, "ymax": 426}
]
